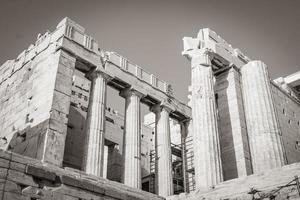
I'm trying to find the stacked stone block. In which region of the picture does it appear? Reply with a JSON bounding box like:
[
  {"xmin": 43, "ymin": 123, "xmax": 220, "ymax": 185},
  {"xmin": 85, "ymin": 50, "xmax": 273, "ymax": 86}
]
[
  {"xmin": 271, "ymin": 82, "xmax": 300, "ymax": 164},
  {"xmin": 0, "ymin": 31, "xmax": 76, "ymax": 167},
  {"xmin": 0, "ymin": 149, "xmax": 164, "ymax": 200}
]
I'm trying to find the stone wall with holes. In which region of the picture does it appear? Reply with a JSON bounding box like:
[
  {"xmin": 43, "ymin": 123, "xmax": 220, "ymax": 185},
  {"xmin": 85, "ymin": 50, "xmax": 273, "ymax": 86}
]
[
  {"xmin": 0, "ymin": 38, "xmax": 76, "ymax": 166},
  {"xmin": 271, "ymin": 83, "xmax": 300, "ymax": 164},
  {"xmin": 0, "ymin": 149, "xmax": 164, "ymax": 200},
  {"xmin": 215, "ymin": 68, "xmax": 252, "ymax": 181}
]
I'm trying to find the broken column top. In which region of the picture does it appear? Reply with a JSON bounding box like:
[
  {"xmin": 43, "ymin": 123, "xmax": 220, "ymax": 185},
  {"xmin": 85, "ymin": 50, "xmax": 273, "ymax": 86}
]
[{"xmin": 183, "ymin": 28, "xmax": 251, "ymax": 69}]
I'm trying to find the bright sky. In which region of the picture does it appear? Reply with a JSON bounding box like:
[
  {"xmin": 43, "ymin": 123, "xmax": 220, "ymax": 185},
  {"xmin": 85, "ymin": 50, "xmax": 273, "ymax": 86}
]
[{"xmin": 1, "ymin": 0, "xmax": 299, "ymax": 114}]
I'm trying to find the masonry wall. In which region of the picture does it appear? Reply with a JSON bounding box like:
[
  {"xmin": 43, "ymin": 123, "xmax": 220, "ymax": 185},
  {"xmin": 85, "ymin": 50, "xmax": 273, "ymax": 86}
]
[
  {"xmin": 215, "ymin": 68, "xmax": 252, "ymax": 181},
  {"xmin": 0, "ymin": 46, "xmax": 57, "ymax": 147},
  {"xmin": 0, "ymin": 36, "xmax": 76, "ymax": 166},
  {"xmin": 271, "ymin": 83, "xmax": 300, "ymax": 164},
  {"xmin": 0, "ymin": 149, "xmax": 164, "ymax": 200}
]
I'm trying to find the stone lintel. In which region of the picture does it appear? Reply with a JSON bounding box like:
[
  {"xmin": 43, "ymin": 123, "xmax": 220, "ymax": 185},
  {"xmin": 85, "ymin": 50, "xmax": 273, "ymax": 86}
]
[{"xmin": 59, "ymin": 37, "xmax": 191, "ymax": 119}]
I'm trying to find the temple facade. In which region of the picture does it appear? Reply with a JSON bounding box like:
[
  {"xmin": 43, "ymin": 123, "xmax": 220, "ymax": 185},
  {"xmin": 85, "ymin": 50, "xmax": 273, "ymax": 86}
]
[{"xmin": 0, "ymin": 18, "xmax": 299, "ymax": 200}]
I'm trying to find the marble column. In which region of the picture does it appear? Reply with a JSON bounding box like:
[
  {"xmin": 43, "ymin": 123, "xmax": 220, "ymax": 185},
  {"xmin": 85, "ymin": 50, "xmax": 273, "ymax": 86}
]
[
  {"xmin": 82, "ymin": 71, "xmax": 108, "ymax": 177},
  {"xmin": 121, "ymin": 89, "xmax": 144, "ymax": 189},
  {"xmin": 188, "ymin": 49, "xmax": 223, "ymax": 190},
  {"xmin": 241, "ymin": 61, "xmax": 285, "ymax": 173},
  {"xmin": 152, "ymin": 105, "xmax": 173, "ymax": 197}
]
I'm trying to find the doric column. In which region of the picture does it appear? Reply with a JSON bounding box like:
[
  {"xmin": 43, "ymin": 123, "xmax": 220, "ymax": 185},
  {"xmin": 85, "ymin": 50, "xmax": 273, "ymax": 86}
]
[
  {"xmin": 152, "ymin": 104, "xmax": 173, "ymax": 197},
  {"xmin": 82, "ymin": 70, "xmax": 109, "ymax": 177},
  {"xmin": 121, "ymin": 89, "xmax": 144, "ymax": 189},
  {"xmin": 241, "ymin": 61, "xmax": 285, "ymax": 173},
  {"xmin": 185, "ymin": 49, "xmax": 223, "ymax": 190}
]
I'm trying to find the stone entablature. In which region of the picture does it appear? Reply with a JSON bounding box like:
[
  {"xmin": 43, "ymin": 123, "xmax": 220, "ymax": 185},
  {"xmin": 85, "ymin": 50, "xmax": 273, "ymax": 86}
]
[
  {"xmin": 57, "ymin": 17, "xmax": 171, "ymax": 94},
  {"xmin": 58, "ymin": 18, "xmax": 190, "ymax": 121},
  {"xmin": 107, "ymin": 52, "xmax": 169, "ymax": 93},
  {"xmin": 183, "ymin": 28, "xmax": 251, "ymax": 72}
]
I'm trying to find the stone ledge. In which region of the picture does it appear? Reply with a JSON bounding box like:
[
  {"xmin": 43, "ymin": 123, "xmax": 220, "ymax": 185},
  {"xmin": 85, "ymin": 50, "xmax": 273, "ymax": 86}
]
[
  {"xmin": 167, "ymin": 162, "xmax": 300, "ymax": 200},
  {"xmin": 0, "ymin": 149, "xmax": 164, "ymax": 200}
]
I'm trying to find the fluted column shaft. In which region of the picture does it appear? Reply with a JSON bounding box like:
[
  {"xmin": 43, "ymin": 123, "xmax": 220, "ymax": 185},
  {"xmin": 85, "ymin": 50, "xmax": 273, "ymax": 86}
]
[
  {"xmin": 153, "ymin": 105, "xmax": 173, "ymax": 197},
  {"xmin": 122, "ymin": 89, "xmax": 143, "ymax": 189},
  {"xmin": 83, "ymin": 71, "xmax": 108, "ymax": 177},
  {"xmin": 241, "ymin": 61, "xmax": 285, "ymax": 173},
  {"xmin": 191, "ymin": 50, "xmax": 223, "ymax": 190}
]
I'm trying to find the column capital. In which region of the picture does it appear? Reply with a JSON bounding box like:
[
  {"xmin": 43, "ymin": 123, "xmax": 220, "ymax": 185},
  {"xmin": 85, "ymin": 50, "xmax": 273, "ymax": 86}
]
[
  {"xmin": 151, "ymin": 103, "xmax": 173, "ymax": 114},
  {"xmin": 179, "ymin": 118, "xmax": 191, "ymax": 129},
  {"xmin": 120, "ymin": 88, "xmax": 145, "ymax": 99},
  {"xmin": 192, "ymin": 49, "xmax": 213, "ymax": 68},
  {"xmin": 180, "ymin": 119, "xmax": 190, "ymax": 138},
  {"xmin": 184, "ymin": 48, "xmax": 214, "ymax": 68},
  {"xmin": 86, "ymin": 69, "xmax": 112, "ymax": 81}
]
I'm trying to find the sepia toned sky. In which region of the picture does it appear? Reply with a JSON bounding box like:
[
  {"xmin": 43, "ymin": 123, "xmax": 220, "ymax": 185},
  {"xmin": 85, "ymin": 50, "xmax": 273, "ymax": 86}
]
[{"xmin": 0, "ymin": 0, "xmax": 299, "ymax": 113}]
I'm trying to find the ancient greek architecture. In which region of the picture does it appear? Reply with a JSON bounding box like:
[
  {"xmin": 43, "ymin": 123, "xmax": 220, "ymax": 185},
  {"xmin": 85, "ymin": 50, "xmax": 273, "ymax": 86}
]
[{"xmin": 0, "ymin": 18, "xmax": 299, "ymax": 200}]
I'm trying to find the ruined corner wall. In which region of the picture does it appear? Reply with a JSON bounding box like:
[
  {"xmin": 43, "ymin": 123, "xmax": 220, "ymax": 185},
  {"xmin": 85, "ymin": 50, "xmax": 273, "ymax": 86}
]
[
  {"xmin": 215, "ymin": 68, "xmax": 252, "ymax": 181},
  {"xmin": 0, "ymin": 149, "xmax": 164, "ymax": 200},
  {"xmin": 0, "ymin": 39, "xmax": 76, "ymax": 166},
  {"xmin": 271, "ymin": 83, "xmax": 300, "ymax": 164}
]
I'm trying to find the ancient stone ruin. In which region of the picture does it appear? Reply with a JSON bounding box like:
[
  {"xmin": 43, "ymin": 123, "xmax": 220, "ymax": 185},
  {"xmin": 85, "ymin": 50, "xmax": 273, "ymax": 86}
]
[{"xmin": 0, "ymin": 18, "xmax": 299, "ymax": 200}]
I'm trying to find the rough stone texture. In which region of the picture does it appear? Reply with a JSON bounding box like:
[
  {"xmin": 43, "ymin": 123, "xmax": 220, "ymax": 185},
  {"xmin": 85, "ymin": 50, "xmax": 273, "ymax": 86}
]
[
  {"xmin": 153, "ymin": 105, "xmax": 174, "ymax": 197},
  {"xmin": 0, "ymin": 37, "xmax": 76, "ymax": 167},
  {"xmin": 62, "ymin": 70, "xmax": 91, "ymax": 170},
  {"xmin": 271, "ymin": 82, "xmax": 300, "ymax": 164},
  {"xmin": 167, "ymin": 162, "xmax": 300, "ymax": 200},
  {"xmin": 241, "ymin": 61, "xmax": 285, "ymax": 173},
  {"xmin": 0, "ymin": 149, "xmax": 164, "ymax": 200},
  {"xmin": 82, "ymin": 71, "xmax": 108, "ymax": 177},
  {"xmin": 216, "ymin": 67, "xmax": 252, "ymax": 180}
]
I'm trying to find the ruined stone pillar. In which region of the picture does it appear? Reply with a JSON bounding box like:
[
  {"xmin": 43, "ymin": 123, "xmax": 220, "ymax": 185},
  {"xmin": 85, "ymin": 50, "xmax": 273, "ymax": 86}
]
[
  {"xmin": 152, "ymin": 105, "xmax": 173, "ymax": 197},
  {"xmin": 185, "ymin": 49, "xmax": 223, "ymax": 190},
  {"xmin": 241, "ymin": 61, "xmax": 285, "ymax": 173},
  {"xmin": 82, "ymin": 71, "xmax": 108, "ymax": 177},
  {"xmin": 121, "ymin": 89, "xmax": 144, "ymax": 189}
]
